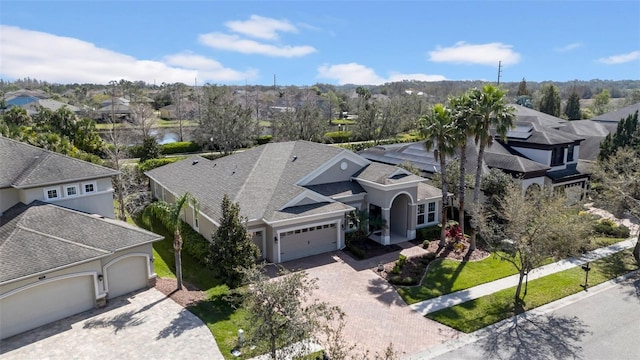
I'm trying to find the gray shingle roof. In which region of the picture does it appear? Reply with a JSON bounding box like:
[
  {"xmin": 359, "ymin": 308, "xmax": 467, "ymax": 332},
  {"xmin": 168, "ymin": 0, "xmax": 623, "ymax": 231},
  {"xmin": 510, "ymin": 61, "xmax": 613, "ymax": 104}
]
[
  {"xmin": 505, "ymin": 121, "xmax": 583, "ymax": 146},
  {"xmin": 270, "ymin": 202, "xmax": 354, "ymax": 222},
  {"xmin": 484, "ymin": 152, "xmax": 550, "ymax": 173},
  {"xmin": 0, "ymin": 201, "xmax": 163, "ymax": 284},
  {"xmin": 417, "ymin": 182, "xmax": 441, "ymax": 200},
  {"xmin": 304, "ymin": 181, "xmax": 366, "ymax": 198},
  {"xmin": 146, "ymin": 141, "xmax": 346, "ymax": 223},
  {"xmin": 591, "ymin": 103, "xmax": 640, "ymax": 122},
  {"xmin": 353, "ymin": 162, "xmax": 424, "ymax": 185},
  {"xmin": 0, "ymin": 137, "xmax": 119, "ymax": 188},
  {"xmin": 557, "ymin": 120, "xmax": 611, "ymax": 161}
]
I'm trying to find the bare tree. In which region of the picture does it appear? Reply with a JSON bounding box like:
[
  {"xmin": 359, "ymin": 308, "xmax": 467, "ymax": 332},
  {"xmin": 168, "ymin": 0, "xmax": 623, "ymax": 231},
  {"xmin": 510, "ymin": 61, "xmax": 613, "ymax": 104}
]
[
  {"xmin": 130, "ymin": 101, "xmax": 156, "ymax": 138},
  {"xmin": 272, "ymin": 89, "xmax": 327, "ymax": 142},
  {"xmin": 474, "ymin": 184, "xmax": 592, "ymax": 308},
  {"xmin": 104, "ymin": 80, "xmax": 129, "ymax": 221}
]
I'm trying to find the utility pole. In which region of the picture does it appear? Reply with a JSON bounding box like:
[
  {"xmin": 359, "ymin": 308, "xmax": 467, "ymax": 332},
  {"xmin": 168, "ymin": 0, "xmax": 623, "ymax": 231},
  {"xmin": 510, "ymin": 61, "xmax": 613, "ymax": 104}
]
[{"xmin": 497, "ymin": 61, "xmax": 502, "ymax": 85}]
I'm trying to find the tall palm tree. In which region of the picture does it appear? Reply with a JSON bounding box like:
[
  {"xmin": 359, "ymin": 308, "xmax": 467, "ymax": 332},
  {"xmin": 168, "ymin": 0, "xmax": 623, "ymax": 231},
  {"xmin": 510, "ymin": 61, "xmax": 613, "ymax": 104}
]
[
  {"xmin": 468, "ymin": 84, "xmax": 515, "ymax": 249},
  {"xmin": 146, "ymin": 192, "xmax": 198, "ymax": 290},
  {"xmin": 420, "ymin": 104, "xmax": 458, "ymax": 246},
  {"xmin": 449, "ymin": 92, "xmax": 476, "ymax": 242}
]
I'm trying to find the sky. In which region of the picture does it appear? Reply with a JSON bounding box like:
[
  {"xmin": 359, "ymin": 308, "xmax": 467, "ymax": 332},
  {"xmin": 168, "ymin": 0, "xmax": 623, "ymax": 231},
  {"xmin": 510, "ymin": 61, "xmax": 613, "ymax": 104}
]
[{"xmin": 1, "ymin": 1, "xmax": 639, "ymax": 86}]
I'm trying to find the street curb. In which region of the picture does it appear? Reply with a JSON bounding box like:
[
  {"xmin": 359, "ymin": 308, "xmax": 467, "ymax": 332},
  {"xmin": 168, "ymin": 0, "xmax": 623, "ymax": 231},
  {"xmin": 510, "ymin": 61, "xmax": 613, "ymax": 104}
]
[{"xmin": 404, "ymin": 269, "xmax": 640, "ymax": 360}]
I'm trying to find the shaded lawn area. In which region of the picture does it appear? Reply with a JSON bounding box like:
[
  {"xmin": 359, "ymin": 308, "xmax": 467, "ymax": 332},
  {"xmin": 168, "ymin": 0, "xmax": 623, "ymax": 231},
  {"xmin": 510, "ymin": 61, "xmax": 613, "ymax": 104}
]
[
  {"xmin": 398, "ymin": 253, "xmax": 520, "ymax": 304},
  {"xmin": 427, "ymin": 249, "xmax": 638, "ymax": 333},
  {"xmin": 139, "ymin": 215, "xmax": 250, "ymax": 359}
]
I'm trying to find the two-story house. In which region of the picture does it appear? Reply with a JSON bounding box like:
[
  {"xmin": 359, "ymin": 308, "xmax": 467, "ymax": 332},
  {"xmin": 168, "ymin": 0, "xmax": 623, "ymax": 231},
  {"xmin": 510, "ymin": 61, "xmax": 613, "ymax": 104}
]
[{"xmin": 0, "ymin": 137, "xmax": 162, "ymax": 340}]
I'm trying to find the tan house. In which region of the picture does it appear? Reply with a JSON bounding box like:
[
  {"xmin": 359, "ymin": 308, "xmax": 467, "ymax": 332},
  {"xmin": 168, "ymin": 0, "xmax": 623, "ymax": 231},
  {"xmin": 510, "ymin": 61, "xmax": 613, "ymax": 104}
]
[
  {"xmin": 0, "ymin": 137, "xmax": 163, "ymax": 339},
  {"xmin": 145, "ymin": 140, "xmax": 442, "ymax": 263}
]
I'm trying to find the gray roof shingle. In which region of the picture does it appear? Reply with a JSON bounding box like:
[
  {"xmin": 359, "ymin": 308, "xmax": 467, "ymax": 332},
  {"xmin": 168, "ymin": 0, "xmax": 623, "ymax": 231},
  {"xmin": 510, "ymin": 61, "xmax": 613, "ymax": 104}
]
[
  {"xmin": 0, "ymin": 137, "xmax": 118, "ymax": 188},
  {"xmin": 591, "ymin": 103, "xmax": 640, "ymax": 122},
  {"xmin": 0, "ymin": 201, "xmax": 163, "ymax": 284}
]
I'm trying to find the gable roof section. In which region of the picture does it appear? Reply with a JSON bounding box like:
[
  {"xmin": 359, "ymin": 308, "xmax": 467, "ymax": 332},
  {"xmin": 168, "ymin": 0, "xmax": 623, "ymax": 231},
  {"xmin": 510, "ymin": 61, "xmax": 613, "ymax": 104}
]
[
  {"xmin": 146, "ymin": 141, "xmax": 352, "ymax": 223},
  {"xmin": 591, "ymin": 103, "xmax": 640, "ymax": 122},
  {"xmin": 557, "ymin": 120, "xmax": 611, "ymax": 161},
  {"xmin": 511, "ymin": 104, "xmax": 568, "ymax": 128},
  {"xmin": 353, "ymin": 162, "xmax": 425, "ymax": 186},
  {"xmin": 504, "ymin": 121, "xmax": 583, "ymax": 146},
  {"xmin": 0, "ymin": 137, "xmax": 119, "ymax": 188},
  {"xmin": 0, "ymin": 201, "xmax": 163, "ymax": 285}
]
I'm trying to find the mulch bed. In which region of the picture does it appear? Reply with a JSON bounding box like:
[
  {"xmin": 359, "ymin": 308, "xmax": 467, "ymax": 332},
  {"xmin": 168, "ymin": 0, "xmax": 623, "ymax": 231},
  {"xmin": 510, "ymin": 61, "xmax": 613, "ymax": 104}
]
[
  {"xmin": 343, "ymin": 238, "xmax": 402, "ymax": 260},
  {"xmin": 378, "ymin": 238, "xmax": 490, "ymax": 285},
  {"xmin": 155, "ymin": 277, "xmax": 206, "ymax": 308}
]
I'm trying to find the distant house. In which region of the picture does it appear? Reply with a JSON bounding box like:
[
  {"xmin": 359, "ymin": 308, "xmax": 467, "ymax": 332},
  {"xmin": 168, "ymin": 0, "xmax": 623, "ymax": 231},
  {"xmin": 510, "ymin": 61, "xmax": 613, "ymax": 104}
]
[
  {"xmin": 361, "ymin": 105, "xmax": 591, "ymax": 200},
  {"xmin": 146, "ymin": 141, "xmax": 443, "ymax": 263},
  {"xmin": 159, "ymin": 100, "xmax": 198, "ymax": 120},
  {"xmin": 0, "ymin": 137, "xmax": 162, "ymax": 340}
]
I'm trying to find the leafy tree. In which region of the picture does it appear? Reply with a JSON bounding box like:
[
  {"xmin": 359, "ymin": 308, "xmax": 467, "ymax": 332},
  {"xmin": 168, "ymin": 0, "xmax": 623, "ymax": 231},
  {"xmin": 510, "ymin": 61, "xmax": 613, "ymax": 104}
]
[
  {"xmin": 537, "ymin": 84, "xmax": 561, "ymax": 117},
  {"xmin": 196, "ymin": 85, "xmax": 259, "ymax": 155},
  {"xmin": 420, "ymin": 104, "xmax": 458, "ymax": 246},
  {"xmin": 468, "ymin": 84, "xmax": 515, "ymax": 250},
  {"xmin": 480, "ymin": 168, "xmax": 516, "ymax": 211},
  {"xmin": 591, "ymin": 89, "xmax": 611, "ymax": 115},
  {"xmin": 475, "ymin": 184, "xmax": 592, "ymax": 308},
  {"xmin": 624, "ymin": 89, "xmax": 640, "ymax": 105},
  {"xmin": 240, "ymin": 266, "xmax": 342, "ymax": 359},
  {"xmin": 209, "ymin": 194, "xmax": 260, "ymax": 288},
  {"xmin": 590, "ymin": 148, "xmax": 640, "ymax": 264},
  {"xmin": 564, "ymin": 90, "xmax": 582, "ymax": 120},
  {"xmin": 145, "ymin": 192, "xmax": 198, "ymax": 290},
  {"xmin": 515, "ymin": 95, "xmax": 533, "ymax": 108},
  {"xmin": 599, "ymin": 110, "xmax": 639, "ymax": 160},
  {"xmin": 3, "ymin": 106, "xmax": 31, "ymax": 126},
  {"xmin": 516, "ymin": 78, "xmax": 530, "ymax": 96},
  {"xmin": 138, "ymin": 136, "xmax": 161, "ymax": 162}
]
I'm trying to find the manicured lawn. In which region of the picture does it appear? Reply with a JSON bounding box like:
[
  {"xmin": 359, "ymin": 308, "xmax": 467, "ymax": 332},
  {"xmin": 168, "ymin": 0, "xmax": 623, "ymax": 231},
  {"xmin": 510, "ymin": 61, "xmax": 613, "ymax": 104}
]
[
  {"xmin": 427, "ymin": 249, "xmax": 638, "ymax": 333},
  {"xmin": 398, "ymin": 253, "xmax": 520, "ymax": 304},
  {"xmin": 332, "ymin": 119, "xmax": 357, "ymax": 125},
  {"xmin": 138, "ymin": 215, "xmax": 249, "ymax": 359}
]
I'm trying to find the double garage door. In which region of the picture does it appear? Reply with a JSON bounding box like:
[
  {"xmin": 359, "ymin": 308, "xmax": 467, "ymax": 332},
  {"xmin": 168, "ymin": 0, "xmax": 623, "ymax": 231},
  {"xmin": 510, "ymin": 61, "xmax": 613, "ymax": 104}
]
[
  {"xmin": 0, "ymin": 256, "xmax": 148, "ymax": 340},
  {"xmin": 279, "ymin": 223, "xmax": 338, "ymax": 262}
]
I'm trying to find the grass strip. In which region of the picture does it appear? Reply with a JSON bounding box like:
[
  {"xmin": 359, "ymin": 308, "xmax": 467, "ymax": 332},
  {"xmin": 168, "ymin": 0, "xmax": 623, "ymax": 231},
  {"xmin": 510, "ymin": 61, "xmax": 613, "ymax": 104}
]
[{"xmin": 427, "ymin": 249, "xmax": 638, "ymax": 333}]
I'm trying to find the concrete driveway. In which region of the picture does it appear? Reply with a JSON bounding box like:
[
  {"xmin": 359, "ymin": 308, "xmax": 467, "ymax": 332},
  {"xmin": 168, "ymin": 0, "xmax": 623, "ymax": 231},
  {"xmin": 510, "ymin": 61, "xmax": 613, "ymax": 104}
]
[
  {"xmin": 277, "ymin": 247, "xmax": 461, "ymax": 358},
  {"xmin": 0, "ymin": 288, "xmax": 223, "ymax": 360}
]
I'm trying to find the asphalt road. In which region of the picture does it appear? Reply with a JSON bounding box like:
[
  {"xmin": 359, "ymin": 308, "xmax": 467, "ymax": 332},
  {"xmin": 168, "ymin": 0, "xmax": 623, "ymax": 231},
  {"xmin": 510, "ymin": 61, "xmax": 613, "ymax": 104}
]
[{"xmin": 423, "ymin": 274, "xmax": 640, "ymax": 360}]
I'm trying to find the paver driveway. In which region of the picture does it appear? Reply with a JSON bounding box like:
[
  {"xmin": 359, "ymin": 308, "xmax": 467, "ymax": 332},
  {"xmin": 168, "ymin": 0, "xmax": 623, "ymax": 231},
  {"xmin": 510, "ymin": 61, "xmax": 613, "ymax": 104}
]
[
  {"xmin": 0, "ymin": 288, "xmax": 223, "ymax": 360},
  {"xmin": 278, "ymin": 248, "xmax": 461, "ymax": 358}
]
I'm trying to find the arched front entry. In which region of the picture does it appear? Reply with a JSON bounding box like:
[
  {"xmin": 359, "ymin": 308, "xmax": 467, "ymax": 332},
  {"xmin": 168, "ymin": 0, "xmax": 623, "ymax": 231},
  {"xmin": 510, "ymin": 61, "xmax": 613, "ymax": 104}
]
[{"xmin": 387, "ymin": 193, "xmax": 415, "ymax": 244}]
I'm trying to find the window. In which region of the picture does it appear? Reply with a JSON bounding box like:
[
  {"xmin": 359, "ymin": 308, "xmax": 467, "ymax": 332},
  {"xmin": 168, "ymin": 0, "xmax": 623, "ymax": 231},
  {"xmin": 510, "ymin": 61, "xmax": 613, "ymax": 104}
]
[
  {"xmin": 427, "ymin": 202, "xmax": 436, "ymax": 223},
  {"xmin": 44, "ymin": 187, "xmax": 59, "ymax": 200},
  {"xmin": 82, "ymin": 181, "xmax": 96, "ymax": 194},
  {"xmin": 417, "ymin": 204, "xmax": 426, "ymax": 225},
  {"xmin": 567, "ymin": 145, "xmax": 575, "ymax": 162},
  {"xmin": 551, "ymin": 147, "xmax": 565, "ymax": 166},
  {"xmin": 65, "ymin": 185, "xmax": 78, "ymax": 197}
]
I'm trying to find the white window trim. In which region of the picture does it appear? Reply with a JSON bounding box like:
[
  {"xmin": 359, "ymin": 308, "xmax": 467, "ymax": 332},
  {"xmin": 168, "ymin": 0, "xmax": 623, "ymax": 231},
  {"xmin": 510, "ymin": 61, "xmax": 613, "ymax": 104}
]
[
  {"xmin": 81, "ymin": 181, "xmax": 97, "ymax": 194},
  {"xmin": 64, "ymin": 184, "xmax": 79, "ymax": 198},
  {"xmin": 427, "ymin": 201, "xmax": 436, "ymax": 223},
  {"xmin": 43, "ymin": 186, "xmax": 60, "ymax": 200}
]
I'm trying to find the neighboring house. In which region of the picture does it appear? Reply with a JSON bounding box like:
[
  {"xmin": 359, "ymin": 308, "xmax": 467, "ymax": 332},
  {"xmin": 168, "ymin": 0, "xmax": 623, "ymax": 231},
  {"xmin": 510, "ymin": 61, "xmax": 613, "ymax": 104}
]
[
  {"xmin": 590, "ymin": 102, "xmax": 640, "ymax": 127},
  {"xmin": 146, "ymin": 141, "xmax": 443, "ymax": 263},
  {"xmin": 159, "ymin": 100, "xmax": 198, "ymax": 120},
  {"xmin": 361, "ymin": 105, "xmax": 590, "ymax": 200},
  {"xmin": 21, "ymin": 98, "xmax": 81, "ymax": 116},
  {"xmin": 0, "ymin": 137, "xmax": 162, "ymax": 340},
  {"xmin": 96, "ymin": 103, "xmax": 131, "ymax": 121}
]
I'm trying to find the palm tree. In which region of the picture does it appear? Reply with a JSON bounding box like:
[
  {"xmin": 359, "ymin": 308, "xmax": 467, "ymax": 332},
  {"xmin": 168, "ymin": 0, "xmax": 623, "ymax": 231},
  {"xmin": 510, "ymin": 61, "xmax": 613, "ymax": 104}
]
[
  {"xmin": 146, "ymin": 192, "xmax": 198, "ymax": 290},
  {"xmin": 420, "ymin": 104, "xmax": 458, "ymax": 247},
  {"xmin": 468, "ymin": 85, "xmax": 515, "ymax": 249},
  {"xmin": 449, "ymin": 92, "xmax": 476, "ymax": 242}
]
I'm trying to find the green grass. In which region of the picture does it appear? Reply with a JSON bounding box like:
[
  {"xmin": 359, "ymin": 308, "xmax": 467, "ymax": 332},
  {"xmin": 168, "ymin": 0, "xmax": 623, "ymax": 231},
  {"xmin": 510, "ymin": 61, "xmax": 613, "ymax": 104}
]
[
  {"xmin": 427, "ymin": 249, "xmax": 638, "ymax": 333},
  {"xmin": 398, "ymin": 253, "xmax": 521, "ymax": 304},
  {"xmin": 156, "ymin": 119, "xmax": 199, "ymax": 127},
  {"xmin": 136, "ymin": 214, "xmax": 249, "ymax": 358},
  {"xmin": 332, "ymin": 119, "xmax": 357, "ymax": 125},
  {"xmin": 588, "ymin": 237, "xmax": 627, "ymax": 250}
]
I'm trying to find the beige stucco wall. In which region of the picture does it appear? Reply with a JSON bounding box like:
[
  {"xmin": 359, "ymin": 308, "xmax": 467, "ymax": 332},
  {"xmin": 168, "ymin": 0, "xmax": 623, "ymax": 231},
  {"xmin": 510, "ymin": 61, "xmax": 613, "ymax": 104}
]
[
  {"xmin": 359, "ymin": 183, "xmax": 418, "ymax": 209},
  {"xmin": 0, "ymin": 260, "xmax": 102, "ymax": 296},
  {"xmin": 0, "ymin": 188, "xmax": 20, "ymax": 214},
  {"xmin": 306, "ymin": 158, "xmax": 363, "ymax": 185}
]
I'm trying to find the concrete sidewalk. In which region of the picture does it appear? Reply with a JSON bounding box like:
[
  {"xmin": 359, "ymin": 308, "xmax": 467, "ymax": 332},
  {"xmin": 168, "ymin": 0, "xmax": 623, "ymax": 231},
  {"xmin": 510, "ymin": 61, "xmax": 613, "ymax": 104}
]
[{"xmin": 409, "ymin": 238, "xmax": 637, "ymax": 316}]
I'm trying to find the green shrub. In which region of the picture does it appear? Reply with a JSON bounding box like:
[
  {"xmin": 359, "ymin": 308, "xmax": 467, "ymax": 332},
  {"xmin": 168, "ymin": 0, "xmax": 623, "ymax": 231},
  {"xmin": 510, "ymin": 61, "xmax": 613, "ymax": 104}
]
[
  {"xmin": 392, "ymin": 254, "xmax": 407, "ymax": 274},
  {"xmin": 417, "ymin": 226, "xmax": 441, "ymax": 241},
  {"xmin": 346, "ymin": 241, "xmax": 365, "ymax": 259},
  {"xmin": 179, "ymin": 220, "xmax": 211, "ymax": 266},
  {"xmin": 160, "ymin": 141, "xmax": 201, "ymax": 155},
  {"xmin": 594, "ymin": 220, "xmax": 630, "ymax": 238},
  {"xmin": 422, "ymin": 240, "xmax": 430, "ymax": 249},
  {"xmin": 324, "ymin": 131, "xmax": 352, "ymax": 144},
  {"xmin": 388, "ymin": 275, "xmax": 417, "ymax": 286},
  {"xmin": 256, "ymin": 135, "xmax": 272, "ymax": 145},
  {"xmin": 138, "ymin": 157, "xmax": 184, "ymax": 172}
]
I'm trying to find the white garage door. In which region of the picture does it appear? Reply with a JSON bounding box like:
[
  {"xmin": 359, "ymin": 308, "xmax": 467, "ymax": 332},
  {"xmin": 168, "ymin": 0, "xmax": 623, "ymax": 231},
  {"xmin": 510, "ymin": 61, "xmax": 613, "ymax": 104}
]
[
  {"xmin": 0, "ymin": 275, "xmax": 95, "ymax": 340},
  {"xmin": 279, "ymin": 223, "xmax": 338, "ymax": 262},
  {"xmin": 106, "ymin": 256, "xmax": 148, "ymax": 299}
]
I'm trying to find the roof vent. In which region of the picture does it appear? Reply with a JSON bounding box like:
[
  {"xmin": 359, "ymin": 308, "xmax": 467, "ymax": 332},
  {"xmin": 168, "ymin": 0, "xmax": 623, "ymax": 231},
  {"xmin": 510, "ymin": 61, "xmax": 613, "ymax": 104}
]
[
  {"xmin": 192, "ymin": 160, "xmax": 199, "ymax": 165},
  {"xmin": 292, "ymin": 156, "xmax": 297, "ymax": 162}
]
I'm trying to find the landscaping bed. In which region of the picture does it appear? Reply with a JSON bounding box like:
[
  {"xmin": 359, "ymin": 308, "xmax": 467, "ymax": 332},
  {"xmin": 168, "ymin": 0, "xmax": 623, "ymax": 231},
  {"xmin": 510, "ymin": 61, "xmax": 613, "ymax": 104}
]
[{"xmin": 343, "ymin": 238, "xmax": 402, "ymax": 259}]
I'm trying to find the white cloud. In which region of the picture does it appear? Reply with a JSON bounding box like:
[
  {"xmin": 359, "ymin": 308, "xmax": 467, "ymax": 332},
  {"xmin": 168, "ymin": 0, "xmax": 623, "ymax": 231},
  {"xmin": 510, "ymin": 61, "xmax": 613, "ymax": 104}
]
[
  {"xmin": 428, "ymin": 42, "xmax": 520, "ymax": 66},
  {"xmin": 0, "ymin": 25, "xmax": 256, "ymax": 84},
  {"xmin": 225, "ymin": 15, "xmax": 297, "ymax": 40},
  {"xmin": 597, "ymin": 50, "xmax": 640, "ymax": 64},
  {"xmin": 199, "ymin": 32, "xmax": 316, "ymax": 57},
  {"xmin": 164, "ymin": 53, "xmax": 258, "ymax": 82},
  {"xmin": 317, "ymin": 63, "xmax": 446, "ymax": 85},
  {"xmin": 555, "ymin": 42, "xmax": 583, "ymax": 52}
]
